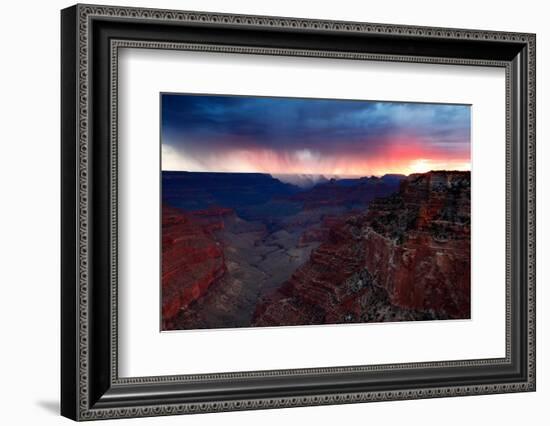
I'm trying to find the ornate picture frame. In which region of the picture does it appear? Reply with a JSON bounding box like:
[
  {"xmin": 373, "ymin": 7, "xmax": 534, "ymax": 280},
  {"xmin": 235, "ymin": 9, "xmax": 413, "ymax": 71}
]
[{"xmin": 61, "ymin": 4, "xmax": 536, "ymax": 421}]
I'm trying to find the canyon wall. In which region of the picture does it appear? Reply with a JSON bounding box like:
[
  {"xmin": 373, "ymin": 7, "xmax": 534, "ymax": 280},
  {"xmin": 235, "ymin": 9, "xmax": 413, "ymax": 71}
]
[
  {"xmin": 161, "ymin": 206, "xmax": 228, "ymax": 329},
  {"xmin": 253, "ymin": 171, "xmax": 471, "ymax": 326}
]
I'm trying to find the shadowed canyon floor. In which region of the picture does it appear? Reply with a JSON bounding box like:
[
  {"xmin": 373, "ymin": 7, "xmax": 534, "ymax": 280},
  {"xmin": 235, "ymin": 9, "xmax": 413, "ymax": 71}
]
[{"xmin": 161, "ymin": 171, "xmax": 470, "ymax": 330}]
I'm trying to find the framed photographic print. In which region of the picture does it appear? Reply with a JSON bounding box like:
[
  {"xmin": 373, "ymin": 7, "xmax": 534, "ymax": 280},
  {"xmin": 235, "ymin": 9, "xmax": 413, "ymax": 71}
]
[{"xmin": 61, "ymin": 4, "xmax": 536, "ymax": 421}]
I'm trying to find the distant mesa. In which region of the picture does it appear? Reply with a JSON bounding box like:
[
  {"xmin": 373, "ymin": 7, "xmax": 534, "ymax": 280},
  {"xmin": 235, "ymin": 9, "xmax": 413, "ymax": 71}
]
[
  {"xmin": 288, "ymin": 174, "xmax": 405, "ymax": 210},
  {"xmin": 162, "ymin": 171, "xmax": 301, "ymax": 214}
]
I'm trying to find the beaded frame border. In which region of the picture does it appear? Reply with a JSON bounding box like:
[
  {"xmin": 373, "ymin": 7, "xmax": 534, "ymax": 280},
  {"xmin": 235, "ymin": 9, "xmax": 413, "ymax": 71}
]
[{"xmin": 71, "ymin": 4, "xmax": 535, "ymax": 420}]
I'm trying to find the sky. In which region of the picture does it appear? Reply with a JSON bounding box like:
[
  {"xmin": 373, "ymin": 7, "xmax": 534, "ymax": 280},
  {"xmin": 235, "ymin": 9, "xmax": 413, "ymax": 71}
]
[{"xmin": 161, "ymin": 94, "xmax": 471, "ymax": 177}]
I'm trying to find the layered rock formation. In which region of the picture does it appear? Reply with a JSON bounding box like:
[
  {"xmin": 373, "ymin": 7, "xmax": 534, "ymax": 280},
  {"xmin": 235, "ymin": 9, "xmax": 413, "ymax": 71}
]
[
  {"xmin": 161, "ymin": 206, "xmax": 227, "ymax": 329},
  {"xmin": 253, "ymin": 171, "xmax": 471, "ymax": 326}
]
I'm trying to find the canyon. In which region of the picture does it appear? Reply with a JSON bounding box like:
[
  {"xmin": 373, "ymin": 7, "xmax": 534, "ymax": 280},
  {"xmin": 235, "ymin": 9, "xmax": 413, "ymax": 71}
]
[
  {"xmin": 161, "ymin": 170, "xmax": 470, "ymax": 330},
  {"xmin": 253, "ymin": 171, "xmax": 471, "ymax": 326}
]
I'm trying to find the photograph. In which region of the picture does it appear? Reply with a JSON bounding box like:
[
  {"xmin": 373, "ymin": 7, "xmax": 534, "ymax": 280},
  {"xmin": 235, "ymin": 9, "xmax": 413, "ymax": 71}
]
[
  {"xmin": 161, "ymin": 94, "xmax": 472, "ymax": 331},
  {"xmin": 57, "ymin": 3, "xmax": 536, "ymax": 421}
]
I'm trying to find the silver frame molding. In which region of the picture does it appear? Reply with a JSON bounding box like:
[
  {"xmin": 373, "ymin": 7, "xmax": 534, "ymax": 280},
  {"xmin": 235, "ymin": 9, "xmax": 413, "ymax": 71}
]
[{"xmin": 61, "ymin": 4, "xmax": 536, "ymax": 421}]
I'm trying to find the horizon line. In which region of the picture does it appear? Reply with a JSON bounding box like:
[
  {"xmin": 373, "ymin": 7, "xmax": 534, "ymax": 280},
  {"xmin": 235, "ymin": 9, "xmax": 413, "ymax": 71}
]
[{"xmin": 162, "ymin": 169, "xmax": 471, "ymax": 178}]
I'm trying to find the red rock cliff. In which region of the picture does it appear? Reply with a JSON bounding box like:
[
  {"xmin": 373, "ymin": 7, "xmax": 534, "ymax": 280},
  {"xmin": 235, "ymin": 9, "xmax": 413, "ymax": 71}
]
[
  {"xmin": 252, "ymin": 171, "xmax": 471, "ymax": 326},
  {"xmin": 161, "ymin": 206, "xmax": 227, "ymax": 329}
]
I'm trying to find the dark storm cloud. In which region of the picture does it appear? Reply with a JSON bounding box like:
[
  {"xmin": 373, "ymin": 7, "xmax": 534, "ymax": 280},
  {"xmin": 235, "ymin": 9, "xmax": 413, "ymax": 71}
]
[{"xmin": 161, "ymin": 93, "xmax": 470, "ymax": 168}]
